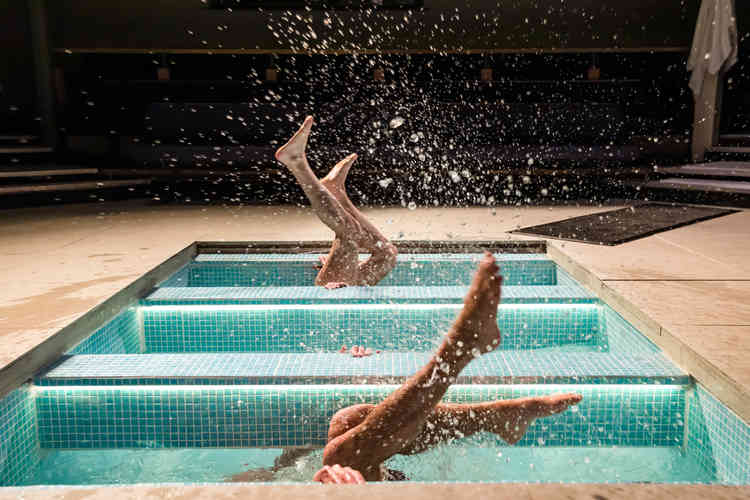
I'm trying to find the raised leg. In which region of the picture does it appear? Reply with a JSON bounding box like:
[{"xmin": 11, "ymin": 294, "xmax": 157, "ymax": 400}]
[
  {"xmin": 315, "ymin": 237, "xmax": 361, "ymax": 287},
  {"xmin": 321, "ymin": 253, "xmax": 506, "ymax": 480},
  {"xmin": 327, "ymin": 393, "xmax": 582, "ymax": 458},
  {"xmin": 320, "ymin": 153, "xmax": 397, "ymax": 285},
  {"xmin": 275, "ymin": 117, "xmax": 361, "ymax": 239},
  {"xmin": 275, "ymin": 117, "xmax": 362, "ymax": 286}
]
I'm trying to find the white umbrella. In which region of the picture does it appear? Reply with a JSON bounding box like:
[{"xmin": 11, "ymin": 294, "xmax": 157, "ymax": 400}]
[{"xmin": 687, "ymin": 0, "xmax": 738, "ymax": 97}]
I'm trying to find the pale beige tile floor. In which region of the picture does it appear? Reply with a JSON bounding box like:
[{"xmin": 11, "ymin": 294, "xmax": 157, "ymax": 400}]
[
  {"xmin": 0, "ymin": 199, "xmax": 748, "ymax": 498},
  {"xmin": 548, "ymin": 211, "xmax": 750, "ymax": 280},
  {"xmin": 0, "ymin": 482, "xmax": 749, "ymax": 500}
]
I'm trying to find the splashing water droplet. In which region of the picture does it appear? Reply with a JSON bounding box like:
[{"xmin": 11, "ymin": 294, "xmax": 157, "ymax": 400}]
[
  {"xmin": 389, "ymin": 117, "xmax": 405, "ymax": 129},
  {"xmin": 407, "ymin": 201, "xmax": 417, "ymax": 210}
]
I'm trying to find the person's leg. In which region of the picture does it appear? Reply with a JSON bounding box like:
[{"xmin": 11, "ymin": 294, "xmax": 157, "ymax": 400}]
[
  {"xmin": 321, "ymin": 253, "xmax": 505, "ymax": 480},
  {"xmin": 327, "ymin": 393, "xmax": 581, "ymax": 457},
  {"xmin": 275, "ymin": 116, "xmax": 362, "ymax": 287},
  {"xmin": 319, "ymin": 153, "xmax": 397, "ymax": 285},
  {"xmin": 314, "ymin": 237, "xmax": 361, "ymax": 288},
  {"xmin": 276, "ymin": 117, "xmax": 359, "ymax": 236}
]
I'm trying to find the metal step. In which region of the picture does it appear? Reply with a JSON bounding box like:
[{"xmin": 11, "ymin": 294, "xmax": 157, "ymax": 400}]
[
  {"xmin": 644, "ymin": 178, "xmax": 750, "ymax": 195},
  {"xmin": 657, "ymin": 161, "xmax": 750, "ymax": 178},
  {"xmin": 708, "ymin": 146, "xmax": 750, "ymax": 154},
  {"xmin": 0, "ymin": 146, "xmax": 53, "ymax": 154},
  {"xmin": 0, "ymin": 135, "xmax": 38, "ymax": 144},
  {"xmin": 0, "ymin": 178, "xmax": 151, "ymax": 195},
  {"xmin": 0, "ymin": 166, "xmax": 99, "ymax": 178},
  {"xmin": 719, "ymin": 133, "xmax": 750, "ymax": 145}
]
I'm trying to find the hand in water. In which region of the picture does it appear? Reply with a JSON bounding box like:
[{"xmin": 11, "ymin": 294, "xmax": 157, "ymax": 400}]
[{"xmin": 314, "ymin": 465, "xmax": 365, "ymax": 484}]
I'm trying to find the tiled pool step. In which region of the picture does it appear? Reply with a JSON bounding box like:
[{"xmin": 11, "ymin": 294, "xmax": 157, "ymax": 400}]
[
  {"xmin": 144, "ymin": 283, "xmax": 595, "ymax": 305},
  {"xmin": 137, "ymin": 303, "xmax": 612, "ymax": 354},
  {"xmin": 72, "ymin": 303, "xmax": 657, "ymax": 356},
  {"xmin": 32, "ymin": 384, "xmax": 688, "ymax": 450},
  {"xmin": 38, "ymin": 352, "xmax": 687, "ymax": 386},
  {"xmin": 165, "ymin": 253, "xmax": 558, "ymax": 287}
]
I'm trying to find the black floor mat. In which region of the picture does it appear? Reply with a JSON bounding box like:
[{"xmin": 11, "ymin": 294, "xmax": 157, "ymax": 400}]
[{"xmin": 511, "ymin": 203, "xmax": 739, "ymax": 245}]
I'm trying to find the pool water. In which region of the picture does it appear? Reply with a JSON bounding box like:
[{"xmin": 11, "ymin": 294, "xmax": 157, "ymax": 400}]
[
  {"xmin": 22, "ymin": 445, "xmax": 713, "ymax": 485},
  {"xmin": 2, "ymin": 251, "xmax": 750, "ymax": 487}
]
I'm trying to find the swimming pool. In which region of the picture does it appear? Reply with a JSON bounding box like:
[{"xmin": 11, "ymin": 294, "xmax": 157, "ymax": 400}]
[{"xmin": 1, "ymin": 245, "xmax": 749, "ymax": 487}]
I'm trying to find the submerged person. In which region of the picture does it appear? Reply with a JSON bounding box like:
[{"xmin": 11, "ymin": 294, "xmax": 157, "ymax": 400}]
[
  {"xmin": 314, "ymin": 253, "xmax": 582, "ymax": 482},
  {"xmin": 275, "ymin": 116, "xmax": 398, "ymax": 289}
]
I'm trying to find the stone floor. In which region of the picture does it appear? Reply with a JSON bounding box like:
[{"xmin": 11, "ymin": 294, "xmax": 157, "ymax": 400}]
[{"xmin": 0, "ymin": 199, "xmax": 748, "ymax": 498}]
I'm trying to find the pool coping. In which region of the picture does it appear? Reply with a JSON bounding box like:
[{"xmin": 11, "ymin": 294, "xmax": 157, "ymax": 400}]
[
  {"xmin": 0, "ymin": 481, "xmax": 748, "ymax": 500},
  {"xmin": 547, "ymin": 244, "xmax": 750, "ymax": 423}
]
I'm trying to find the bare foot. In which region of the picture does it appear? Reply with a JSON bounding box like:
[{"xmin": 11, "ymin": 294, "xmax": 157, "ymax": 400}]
[
  {"xmin": 321, "ymin": 154, "xmax": 357, "ymax": 200},
  {"xmin": 320, "ymin": 154, "xmax": 376, "ymax": 249},
  {"xmin": 449, "ymin": 251, "xmax": 502, "ymax": 355},
  {"xmin": 275, "ymin": 116, "xmax": 313, "ymax": 166},
  {"xmin": 324, "ymin": 282, "xmax": 348, "ymax": 290},
  {"xmin": 498, "ymin": 393, "xmax": 583, "ymax": 445}
]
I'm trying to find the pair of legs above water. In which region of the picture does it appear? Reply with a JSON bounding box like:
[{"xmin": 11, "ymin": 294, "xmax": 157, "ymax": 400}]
[
  {"xmin": 275, "ymin": 116, "xmax": 397, "ymax": 288},
  {"xmin": 277, "ymin": 119, "xmax": 582, "ymax": 482},
  {"xmin": 319, "ymin": 253, "xmax": 583, "ymax": 482}
]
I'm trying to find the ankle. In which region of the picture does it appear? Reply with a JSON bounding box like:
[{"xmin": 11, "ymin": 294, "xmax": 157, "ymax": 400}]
[{"xmin": 435, "ymin": 335, "xmax": 474, "ymax": 374}]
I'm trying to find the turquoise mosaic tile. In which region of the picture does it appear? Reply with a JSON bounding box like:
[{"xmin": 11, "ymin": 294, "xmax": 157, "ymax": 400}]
[
  {"xmin": 687, "ymin": 385, "xmax": 750, "ymax": 484},
  {"xmin": 68, "ymin": 307, "xmax": 141, "ymax": 355},
  {"xmin": 34, "ymin": 384, "xmax": 686, "ymax": 449},
  {"xmin": 144, "ymin": 283, "xmax": 595, "ymax": 305},
  {"xmin": 601, "ymin": 307, "xmax": 660, "ymax": 354},
  {"xmin": 36, "ymin": 351, "xmax": 687, "ymax": 386},
  {"xmin": 194, "ymin": 253, "xmax": 551, "ymax": 262},
  {"xmin": 140, "ymin": 304, "xmax": 604, "ymax": 353},
  {"xmin": 163, "ymin": 259, "xmax": 556, "ymax": 288},
  {"xmin": 0, "ymin": 386, "xmax": 40, "ymax": 486}
]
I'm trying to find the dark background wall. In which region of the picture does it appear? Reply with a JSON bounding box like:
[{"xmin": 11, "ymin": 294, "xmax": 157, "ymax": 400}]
[
  {"xmin": 3, "ymin": 1, "xmax": 749, "ymax": 147},
  {"xmin": 0, "ymin": 1, "xmax": 36, "ymax": 133},
  {"xmin": 49, "ymin": 0, "xmax": 700, "ymax": 53}
]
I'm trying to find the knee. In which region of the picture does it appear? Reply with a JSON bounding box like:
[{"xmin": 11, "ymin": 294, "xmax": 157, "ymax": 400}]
[
  {"xmin": 327, "ymin": 404, "xmax": 375, "ymax": 442},
  {"xmin": 378, "ymin": 242, "xmax": 398, "ymax": 266}
]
